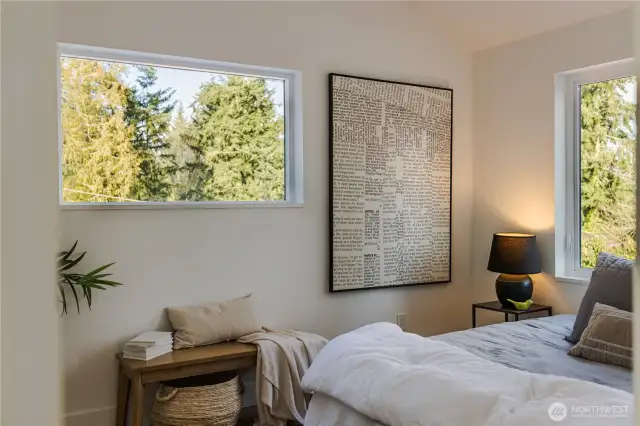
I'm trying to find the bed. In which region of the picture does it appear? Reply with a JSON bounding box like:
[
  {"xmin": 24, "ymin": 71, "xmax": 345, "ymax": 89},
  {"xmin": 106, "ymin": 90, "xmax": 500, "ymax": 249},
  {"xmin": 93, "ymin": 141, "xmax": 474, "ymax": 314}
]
[
  {"xmin": 303, "ymin": 315, "xmax": 632, "ymax": 426},
  {"xmin": 434, "ymin": 314, "xmax": 631, "ymax": 392}
]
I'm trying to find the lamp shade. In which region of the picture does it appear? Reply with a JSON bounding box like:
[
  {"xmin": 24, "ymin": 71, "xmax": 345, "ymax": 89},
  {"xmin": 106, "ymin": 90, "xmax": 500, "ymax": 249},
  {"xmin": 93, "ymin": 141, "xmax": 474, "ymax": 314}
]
[{"xmin": 487, "ymin": 233, "xmax": 541, "ymax": 274}]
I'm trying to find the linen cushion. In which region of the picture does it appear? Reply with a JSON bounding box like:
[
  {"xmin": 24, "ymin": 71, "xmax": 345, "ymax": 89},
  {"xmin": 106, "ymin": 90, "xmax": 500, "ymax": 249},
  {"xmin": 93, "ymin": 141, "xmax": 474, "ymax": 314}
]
[
  {"xmin": 167, "ymin": 294, "xmax": 261, "ymax": 349},
  {"xmin": 568, "ymin": 303, "xmax": 632, "ymax": 369},
  {"xmin": 566, "ymin": 252, "xmax": 632, "ymax": 343}
]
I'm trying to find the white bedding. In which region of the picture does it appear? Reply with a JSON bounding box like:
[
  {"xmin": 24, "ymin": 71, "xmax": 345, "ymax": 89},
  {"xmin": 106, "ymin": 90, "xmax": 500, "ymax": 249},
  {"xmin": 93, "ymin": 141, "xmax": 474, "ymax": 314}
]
[
  {"xmin": 305, "ymin": 393, "xmax": 381, "ymax": 426},
  {"xmin": 301, "ymin": 322, "xmax": 633, "ymax": 426}
]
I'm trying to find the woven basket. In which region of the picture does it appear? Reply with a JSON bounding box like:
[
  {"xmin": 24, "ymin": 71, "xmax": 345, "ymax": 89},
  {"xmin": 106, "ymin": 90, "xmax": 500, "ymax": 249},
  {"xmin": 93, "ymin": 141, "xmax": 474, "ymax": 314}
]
[{"xmin": 151, "ymin": 375, "xmax": 242, "ymax": 426}]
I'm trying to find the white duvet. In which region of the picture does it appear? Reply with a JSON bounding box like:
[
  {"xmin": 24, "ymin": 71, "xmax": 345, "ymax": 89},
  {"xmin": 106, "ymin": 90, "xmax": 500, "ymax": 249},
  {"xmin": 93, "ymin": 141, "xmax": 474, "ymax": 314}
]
[{"xmin": 301, "ymin": 323, "xmax": 633, "ymax": 426}]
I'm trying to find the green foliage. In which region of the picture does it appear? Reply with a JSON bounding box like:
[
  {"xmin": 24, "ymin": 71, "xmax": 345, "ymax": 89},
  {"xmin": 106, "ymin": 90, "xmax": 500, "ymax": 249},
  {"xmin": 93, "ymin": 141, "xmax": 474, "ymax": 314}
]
[
  {"xmin": 183, "ymin": 76, "xmax": 285, "ymax": 201},
  {"xmin": 61, "ymin": 58, "xmax": 139, "ymax": 202},
  {"xmin": 60, "ymin": 59, "xmax": 285, "ymax": 203},
  {"xmin": 125, "ymin": 66, "xmax": 177, "ymax": 201},
  {"xmin": 580, "ymin": 78, "xmax": 636, "ymax": 267},
  {"xmin": 166, "ymin": 103, "xmax": 212, "ymax": 201},
  {"xmin": 58, "ymin": 241, "xmax": 122, "ymax": 315}
]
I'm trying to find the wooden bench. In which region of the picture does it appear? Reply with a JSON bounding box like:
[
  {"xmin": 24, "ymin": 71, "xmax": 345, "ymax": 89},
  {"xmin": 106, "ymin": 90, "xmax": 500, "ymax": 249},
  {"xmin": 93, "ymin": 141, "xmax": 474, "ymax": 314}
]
[{"xmin": 116, "ymin": 342, "xmax": 258, "ymax": 426}]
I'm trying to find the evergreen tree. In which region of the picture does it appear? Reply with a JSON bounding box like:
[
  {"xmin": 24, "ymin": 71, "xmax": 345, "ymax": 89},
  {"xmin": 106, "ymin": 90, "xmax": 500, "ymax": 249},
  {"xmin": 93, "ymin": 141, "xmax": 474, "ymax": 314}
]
[
  {"xmin": 167, "ymin": 103, "xmax": 210, "ymax": 201},
  {"xmin": 60, "ymin": 58, "xmax": 139, "ymax": 202},
  {"xmin": 580, "ymin": 78, "xmax": 636, "ymax": 267},
  {"xmin": 125, "ymin": 66, "xmax": 177, "ymax": 201},
  {"xmin": 184, "ymin": 76, "xmax": 284, "ymax": 201}
]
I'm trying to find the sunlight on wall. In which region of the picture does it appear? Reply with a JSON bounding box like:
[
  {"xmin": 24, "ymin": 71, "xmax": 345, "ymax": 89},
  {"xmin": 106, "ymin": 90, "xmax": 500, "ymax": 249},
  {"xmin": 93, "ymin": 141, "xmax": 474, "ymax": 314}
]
[
  {"xmin": 533, "ymin": 273, "xmax": 567, "ymax": 310},
  {"xmin": 478, "ymin": 191, "xmax": 554, "ymax": 233}
]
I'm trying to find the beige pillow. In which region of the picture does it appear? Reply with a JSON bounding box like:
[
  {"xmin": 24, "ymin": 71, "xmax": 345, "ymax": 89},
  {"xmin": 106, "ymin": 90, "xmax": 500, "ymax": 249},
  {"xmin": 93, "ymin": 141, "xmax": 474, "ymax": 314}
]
[
  {"xmin": 167, "ymin": 295, "xmax": 261, "ymax": 349},
  {"xmin": 568, "ymin": 303, "xmax": 632, "ymax": 370}
]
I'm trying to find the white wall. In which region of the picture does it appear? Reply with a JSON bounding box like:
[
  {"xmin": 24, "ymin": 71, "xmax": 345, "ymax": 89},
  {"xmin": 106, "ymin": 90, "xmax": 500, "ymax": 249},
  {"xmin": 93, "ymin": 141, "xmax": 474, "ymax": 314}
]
[
  {"xmin": 48, "ymin": 2, "xmax": 474, "ymax": 425},
  {"xmin": 1, "ymin": 3, "xmax": 62, "ymax": 426},
  {"xmin": 472, "ymin": 10, "xmax": 633, "ymax": 323}
]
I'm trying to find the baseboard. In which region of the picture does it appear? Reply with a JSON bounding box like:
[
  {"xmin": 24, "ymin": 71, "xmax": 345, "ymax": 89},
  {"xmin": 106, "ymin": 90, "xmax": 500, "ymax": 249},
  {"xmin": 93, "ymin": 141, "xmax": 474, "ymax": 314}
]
[
  {"xmin": 65, "ymin": 404, "xmax": 258, "ymax": 426},
  {"xmin": 64, "ymin": 406, "xmax": 114, "ymax": 426},
  {"xmin": 64, "ymin": 378, "xmax": 256, "ymax": 426}
]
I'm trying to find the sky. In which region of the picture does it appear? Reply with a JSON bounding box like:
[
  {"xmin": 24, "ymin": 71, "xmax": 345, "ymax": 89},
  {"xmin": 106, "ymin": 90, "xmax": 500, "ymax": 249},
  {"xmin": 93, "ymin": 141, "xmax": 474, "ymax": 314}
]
[
  {"xmin": 622, "ymin": 80, "xmax": 636, "ymax": 104},
  {"xmin": 121, "ymin": 63, "xmax": 285, "ymax": 119}
]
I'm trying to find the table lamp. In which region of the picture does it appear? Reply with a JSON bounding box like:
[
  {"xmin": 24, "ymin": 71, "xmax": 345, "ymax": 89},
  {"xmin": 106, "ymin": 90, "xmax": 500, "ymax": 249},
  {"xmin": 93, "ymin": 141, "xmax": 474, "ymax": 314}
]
[{"xmin": 487, "ymin": 233, "xmax": 541, "ymax": 307}]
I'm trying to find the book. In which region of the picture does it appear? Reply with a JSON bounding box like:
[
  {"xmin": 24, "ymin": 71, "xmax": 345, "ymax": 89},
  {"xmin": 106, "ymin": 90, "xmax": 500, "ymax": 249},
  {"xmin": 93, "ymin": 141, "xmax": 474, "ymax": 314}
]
[
  {"xmin": 126, "ymin": 331, "xmax": 173, "ymax": 348},
  {"xmin": 124, "ymin": 339, "xmax": 173, "ymax": 350},
  {"xmin": 123, "ymin": 344, "xmax": 173, "ymax": 361},
  {"xmin": 124, "ymin": 343, "xmax": 173, "ymax": 354}
]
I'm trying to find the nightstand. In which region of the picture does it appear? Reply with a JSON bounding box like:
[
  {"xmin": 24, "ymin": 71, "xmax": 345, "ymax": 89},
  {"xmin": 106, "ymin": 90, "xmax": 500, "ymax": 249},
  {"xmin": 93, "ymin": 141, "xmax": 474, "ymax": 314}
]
[{"xmin": 472, "ymin": 301, "xmax": 552, "ymax": 328}]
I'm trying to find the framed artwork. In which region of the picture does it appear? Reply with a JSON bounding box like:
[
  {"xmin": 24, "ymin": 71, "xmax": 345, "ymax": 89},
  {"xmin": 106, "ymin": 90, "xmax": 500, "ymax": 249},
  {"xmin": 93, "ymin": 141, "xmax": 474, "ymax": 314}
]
[{"xmin": 329, "ymin": 73, "xmax": 453, "ymax": 292}]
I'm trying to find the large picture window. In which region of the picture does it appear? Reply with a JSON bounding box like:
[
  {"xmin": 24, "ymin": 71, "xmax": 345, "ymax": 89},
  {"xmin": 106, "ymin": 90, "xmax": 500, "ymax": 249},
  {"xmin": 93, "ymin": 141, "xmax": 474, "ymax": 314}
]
[
  {"xmin": 58, "ymin": 44, "xmax": 302, "ymax": 207},
  {"xmin": 557, "ymin": 59, "xmax": 636, "ymax": 280}
]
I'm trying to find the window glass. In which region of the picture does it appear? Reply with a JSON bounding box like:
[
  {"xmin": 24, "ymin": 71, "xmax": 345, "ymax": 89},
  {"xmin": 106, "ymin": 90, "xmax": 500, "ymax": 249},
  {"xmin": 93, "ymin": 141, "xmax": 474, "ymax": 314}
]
[
  {"xmin": 60, "ymin": 56, "xmax": 286, "ymax": 203},
  {"xmin": 579, "ymin": 76, "xmax": 636, "ymax": 267}
]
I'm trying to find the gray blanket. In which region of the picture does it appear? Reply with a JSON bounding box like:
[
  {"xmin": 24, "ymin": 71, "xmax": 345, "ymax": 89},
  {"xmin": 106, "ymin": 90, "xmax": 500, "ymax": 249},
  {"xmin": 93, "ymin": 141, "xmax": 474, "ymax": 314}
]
[{"xmin": 433, "ymin": 314, "xmax": 631, "ymax": 392}]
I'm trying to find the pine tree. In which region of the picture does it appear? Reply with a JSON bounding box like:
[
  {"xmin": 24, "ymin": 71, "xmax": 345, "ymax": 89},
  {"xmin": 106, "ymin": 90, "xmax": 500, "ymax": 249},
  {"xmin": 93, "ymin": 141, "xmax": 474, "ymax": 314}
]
[
  {"xmin": 167, "ymin": 103, "xmax": 210, "ymax": 201},
  {"xmin": 580, "ymin": 78, "xmax": 636, "ymax": 267},
  {"xmin": 184, "ymin": 76, "xmax": 285, "ymax": 201},
  {"xmin": 61, "ymin": 63, "xmax": 284, "ymax": 204},
  {"xmin": 60, "ymin": 58, "xmax": 139, "ymax": 202},
  {"xmin": 125, "ymin": 66, "xmax": 177, "ymax": 201}
]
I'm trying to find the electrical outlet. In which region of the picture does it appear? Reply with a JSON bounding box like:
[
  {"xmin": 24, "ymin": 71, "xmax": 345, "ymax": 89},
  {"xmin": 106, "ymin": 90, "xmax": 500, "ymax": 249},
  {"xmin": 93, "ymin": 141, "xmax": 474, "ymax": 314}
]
[{"xmin": 396, "ymin": 313, "xmax": 407, "ymax": 330}]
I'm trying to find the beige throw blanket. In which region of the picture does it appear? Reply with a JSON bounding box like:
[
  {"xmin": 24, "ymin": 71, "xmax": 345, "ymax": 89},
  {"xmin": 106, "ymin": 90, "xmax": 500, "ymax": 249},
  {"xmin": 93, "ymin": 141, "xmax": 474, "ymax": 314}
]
[{"xmin": 238, "ymin": 328, "xmax": 327, "ymax": 426}]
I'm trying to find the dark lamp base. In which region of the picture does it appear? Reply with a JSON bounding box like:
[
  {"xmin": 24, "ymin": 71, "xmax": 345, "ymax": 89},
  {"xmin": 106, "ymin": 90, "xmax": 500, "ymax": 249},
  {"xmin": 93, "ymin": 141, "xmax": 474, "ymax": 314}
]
[{"xmin": 495, "ymin": 274, "xmax": 533, "ymax": 307}]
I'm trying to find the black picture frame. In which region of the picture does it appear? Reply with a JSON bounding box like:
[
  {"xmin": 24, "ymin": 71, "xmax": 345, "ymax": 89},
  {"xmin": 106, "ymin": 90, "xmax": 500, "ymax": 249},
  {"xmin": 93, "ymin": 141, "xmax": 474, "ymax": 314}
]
[{"xmin": 329, "ymin": 73, "xmax": 453, "ymax": 293}]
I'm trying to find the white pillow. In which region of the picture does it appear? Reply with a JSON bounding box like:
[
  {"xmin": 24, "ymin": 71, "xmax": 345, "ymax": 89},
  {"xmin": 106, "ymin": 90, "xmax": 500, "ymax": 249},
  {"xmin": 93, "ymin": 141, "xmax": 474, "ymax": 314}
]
[{"xmin": 167, "ymin": 294, "xmax": 261, "ymax": 349}]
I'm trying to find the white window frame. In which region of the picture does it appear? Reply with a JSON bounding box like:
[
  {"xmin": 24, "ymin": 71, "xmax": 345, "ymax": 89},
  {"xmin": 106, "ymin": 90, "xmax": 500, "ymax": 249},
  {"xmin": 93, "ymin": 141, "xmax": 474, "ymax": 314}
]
[
  {"xmin": 57, "ymin": 43, "xmax": 303, "ymax": 209},
  {"xmin": 555, "ymin": 58, "xmax": 635, "ymax": 283}
]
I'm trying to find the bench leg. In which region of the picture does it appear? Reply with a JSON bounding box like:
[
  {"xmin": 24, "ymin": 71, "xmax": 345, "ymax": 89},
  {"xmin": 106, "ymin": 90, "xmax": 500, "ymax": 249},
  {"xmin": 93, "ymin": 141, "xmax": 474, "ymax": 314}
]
[
  {"xmin": 116, "ymin": 366, "xmax": 130, "ymax": 426},
  {"xmin": 472, "ymin": 306, "xmax": 476, "ymax": 328},
  {"xmin": 130, "ymin": 375, "xmax": 145, "ymax": 426}
]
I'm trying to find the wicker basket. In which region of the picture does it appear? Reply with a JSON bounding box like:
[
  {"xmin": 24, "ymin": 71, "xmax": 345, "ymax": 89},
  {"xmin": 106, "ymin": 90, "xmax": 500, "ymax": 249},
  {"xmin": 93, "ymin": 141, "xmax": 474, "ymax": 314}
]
[{"xmin": 151, "ymin": 374, "xmax": 242, "ymax": 426}]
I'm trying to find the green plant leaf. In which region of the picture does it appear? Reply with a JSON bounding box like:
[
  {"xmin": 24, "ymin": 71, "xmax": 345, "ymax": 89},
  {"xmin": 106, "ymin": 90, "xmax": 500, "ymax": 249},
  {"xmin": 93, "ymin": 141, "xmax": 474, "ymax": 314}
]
[
  {"xmin": 81, "ymin": 282, "xmax": 106, "ymax": 290},
  {"xmin": 58, "ymin": 282, "xmax": 67, "ymax": 315},
  {"xmin": 59, "ymin": 251, "xmax": 86, "ymax": 271},
  {"xmin": 82, "ymin": 286, "xmax": 92, "ymax": 310},
  {"xmin": 91, "ymin": 273, "xmax": 112, "ymax": 279},
  {"xmin": 65, "ymin": 277, "xmax": 81, "ymax": 314},
  {"xmin": 63, "ymin": 273, "xmax": 84, "ymax": 280},
  {"xmin": 57, "ymin": 241, "xmax": 121, "ymax": 314},
  {"xmin": 91, "ymin": 279, "xmax": 122, "ymax": 287},
  {"xmin": 83, "ymin": 262, "xmax": 116, "ymax": 278},
  {"xmin": 58, "ymin": 241, "xmax": 78, "ymax": 263}
]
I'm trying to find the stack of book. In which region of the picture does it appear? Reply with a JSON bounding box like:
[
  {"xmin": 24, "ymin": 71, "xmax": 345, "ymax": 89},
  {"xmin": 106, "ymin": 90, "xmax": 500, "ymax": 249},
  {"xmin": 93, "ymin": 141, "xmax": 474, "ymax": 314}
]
[{"xmin": 123, "ymin": 331, "xmax": 173, "ymax": 361}]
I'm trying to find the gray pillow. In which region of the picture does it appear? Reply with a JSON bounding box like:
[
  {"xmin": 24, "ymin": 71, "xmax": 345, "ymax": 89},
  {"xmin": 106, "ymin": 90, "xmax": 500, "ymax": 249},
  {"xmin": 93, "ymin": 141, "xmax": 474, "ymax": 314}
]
[{"xmin": 567, "ymin": 252, "xmax": 632, "ymax": 343}]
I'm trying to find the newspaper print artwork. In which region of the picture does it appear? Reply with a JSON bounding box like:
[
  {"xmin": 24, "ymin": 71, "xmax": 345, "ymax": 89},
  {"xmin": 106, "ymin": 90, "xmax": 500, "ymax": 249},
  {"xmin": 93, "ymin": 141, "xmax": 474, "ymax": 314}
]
[{"xmin": 330, "ymin": 74, "xmax": 452, "ymax": 292}]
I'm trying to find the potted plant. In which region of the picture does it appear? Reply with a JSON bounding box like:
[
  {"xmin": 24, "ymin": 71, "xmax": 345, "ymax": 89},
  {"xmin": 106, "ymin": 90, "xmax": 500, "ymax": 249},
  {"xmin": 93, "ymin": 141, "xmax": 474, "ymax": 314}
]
[{"xmin": 58, "ymin": 241, "xmax": 122, "ymax": 314}]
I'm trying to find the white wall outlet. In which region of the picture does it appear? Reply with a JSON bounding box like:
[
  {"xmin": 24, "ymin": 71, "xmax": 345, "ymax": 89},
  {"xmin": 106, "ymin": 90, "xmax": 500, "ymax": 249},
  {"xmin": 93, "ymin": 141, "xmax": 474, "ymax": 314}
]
[{"xmin": 396, "ymin": 313, "xmax": 407, "ymax": 330}]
